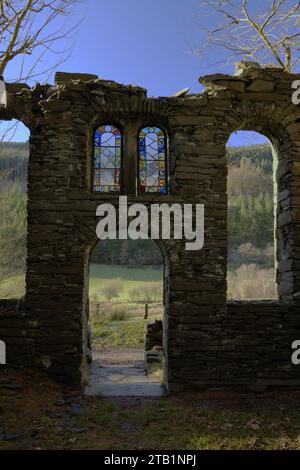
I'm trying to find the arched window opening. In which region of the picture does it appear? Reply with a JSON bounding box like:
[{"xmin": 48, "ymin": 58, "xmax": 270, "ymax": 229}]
[
  {"xmin": 93, "ymin": 124, "xmax": 122, "ymax": 193},
  {"xmin": 138, "ymin": 126, "xmax": 168, "ymax": 194},
  {"xmin": 85, "ymin": 238, "xmax": 167, "ymax": 397},
  {"xmin": 0, "ymin": 119, "xmax": 29, "ymax": 299},
  {"xmin": 226, "ymin": 130, "xmax": 277, "ymax": 301}
]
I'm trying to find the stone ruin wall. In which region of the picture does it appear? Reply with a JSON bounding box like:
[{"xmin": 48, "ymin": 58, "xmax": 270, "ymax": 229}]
[{"xmin": 1, "ymin": 63, "xmax": 300, "ymax": 392}]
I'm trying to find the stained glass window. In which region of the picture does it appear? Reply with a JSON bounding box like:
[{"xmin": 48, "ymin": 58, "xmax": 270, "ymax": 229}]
[
  {"xmin": 138, "ymin": 127, "xmax": 168, "ymax": 194},
  {"xmin": 93, "ymin": 125, "xmax": 122, "ymax": 193}
]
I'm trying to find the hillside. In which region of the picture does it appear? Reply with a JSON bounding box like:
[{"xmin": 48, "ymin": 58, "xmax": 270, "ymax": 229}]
[{"xmin": 0, "ymin": 142, "xmax": 28, "ymax": 192}]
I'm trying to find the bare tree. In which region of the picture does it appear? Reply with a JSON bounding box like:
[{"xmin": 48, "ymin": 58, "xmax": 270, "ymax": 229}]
[
  {"xmin": 0, "ymin": 0, "xmax": 82, "ymax": 143},
  {"xmin": 0, "ymin": 0, "xmax": 82, "ymax": 81},
  {"xmin": 195, "ymin": 0, "xmax": 300, "ymax": 71}
]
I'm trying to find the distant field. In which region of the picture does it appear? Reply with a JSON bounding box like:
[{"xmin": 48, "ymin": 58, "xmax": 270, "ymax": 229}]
[
  {"xmin": 0, "ymin": 263, "xmax": 276, "ymax": 301},
  {"xmin": 89, "ymin": 264, "xmax": 163, "ymax": 302},
  {"xmin": 0, "ymin": 264, "xmax": 163, "ymax": 300}
]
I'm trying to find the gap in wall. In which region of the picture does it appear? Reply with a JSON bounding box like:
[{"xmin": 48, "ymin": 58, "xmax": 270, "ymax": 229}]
[
  {"xmin": 226, "ymin": 130, "xmax": 277, "ymax": 301},
  {"xmin": 0, "ymin": 120, "xmax": 29, "ymax": 299},
  {"xmin": 85, "ymin": 238, "xmax": 166, "ymax": 396}
]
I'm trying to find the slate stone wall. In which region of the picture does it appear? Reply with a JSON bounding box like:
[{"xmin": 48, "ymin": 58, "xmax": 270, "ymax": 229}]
[
  {"xmin": 1, "ymin": 64, "xmax": 300, "ymax": 391},
  {"xmin": 145, "ymin": 320, "xmax": 163, "ymax": 352},
  {"xmin": 0, "ymin": 300, "xmax": 37, "ymax": 368}
]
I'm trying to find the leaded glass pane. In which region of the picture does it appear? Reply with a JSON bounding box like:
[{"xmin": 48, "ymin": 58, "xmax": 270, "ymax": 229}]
[
  {"xmin": 138, "ymin": 127, "xmax": 167, "ymax": 194},
  {"xmin": 93, "ymin": 125, "xmax": 122, "ymax": 192}
]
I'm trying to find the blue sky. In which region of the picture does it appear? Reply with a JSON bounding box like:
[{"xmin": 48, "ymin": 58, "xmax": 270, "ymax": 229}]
[{"xmin": 4, "ymin": 0, "xmax": 268, "ymax": 145}]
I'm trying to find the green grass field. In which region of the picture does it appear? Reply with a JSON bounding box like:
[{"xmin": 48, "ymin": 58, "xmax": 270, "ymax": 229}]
[
  {"xmin": 0, "ymin": 264, "xmax": 163, "ymax": 300},
  {"xmin": 0, "ymin": 273, "xmax": 25, "ymax": 299},
  {"xmin": 89, "ymin": 264, "xmax": 163, "ymax": 302}
]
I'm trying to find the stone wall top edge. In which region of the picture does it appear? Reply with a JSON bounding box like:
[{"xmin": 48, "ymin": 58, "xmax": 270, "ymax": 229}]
[
  {"xmin": 3, "ymin": 65, "xmax": 300, "ymax": 112},
  {"xmin": 201, "ymin": 69, "xmax": 300, "ymax": 82}
]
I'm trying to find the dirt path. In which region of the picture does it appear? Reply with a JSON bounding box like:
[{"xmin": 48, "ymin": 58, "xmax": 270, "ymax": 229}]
[{"xmin": 85, "ymin": 347, "xmax": 164, "ymax": 397}]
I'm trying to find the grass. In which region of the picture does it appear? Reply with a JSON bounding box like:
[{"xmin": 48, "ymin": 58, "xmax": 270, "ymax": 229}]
[
  {"xmin": 227, "ymin": 263, "xmax": 277, "ymax": 300},
  {"xmin": 0, "ymin": 273, "xmax": 25, "ymax": 298},
  {"xmin": 0, "ymin": 264, "xmax": 163, "ymax": 301},
  {"xmin": 85, "ymin": 266, "xmax": 164, "ymax": 351},
  {"xmin": 90, "ymin": 302, "xmax": 163, "ymax": 350},
  {"xmin": 2, "ymin": 368, "xmax": 300, "ymax": 450},
  {"xmin": 102, "ymin": 305, "xmax": 129, "ymax": 322},
  {"xmin": 89, "ymin": 264, "xmax": 163, "ymax": 302},
  {"xmin": 92, "ymin": 318, "xmax": 146, "ymax": 349}
]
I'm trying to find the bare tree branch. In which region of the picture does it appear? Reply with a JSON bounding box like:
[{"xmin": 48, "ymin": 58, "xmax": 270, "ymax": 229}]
[
  {"xmin": 0, "ymin": 0, "xmax": 83, "ymax": 147},
  {"xmin": 195, "ymin": 0, "xmax": 300, "ymax": 71},
  {"xmin": 0, "ymin": 0, "xmax": 83, "ymax": 78}
]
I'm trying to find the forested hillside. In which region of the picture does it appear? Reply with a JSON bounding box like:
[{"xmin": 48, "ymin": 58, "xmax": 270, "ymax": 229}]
[
  {"xmin": 0, "ymin": 141, "xmax": 275, "ymax": 288},
  {"xmin": 0, "ymin": 142, "xmax": 28, "ymax": 192},
  {"xmin": 0, "ymin": 143, "xmax": 28, "ymax": 277},
  {"xmin": 227, "ymin": 144, "xmax": 274, "ymax": 250}
]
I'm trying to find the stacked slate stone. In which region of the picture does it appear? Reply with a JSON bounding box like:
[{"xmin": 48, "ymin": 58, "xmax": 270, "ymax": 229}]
[{"xmin": 145, "ymin": 320, "xmax": 163, "ymax": 352}]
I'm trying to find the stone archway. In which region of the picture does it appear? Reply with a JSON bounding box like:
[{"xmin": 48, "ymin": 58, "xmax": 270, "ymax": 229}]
[
  {"xmin": 218, "ymin": 101, "xmax": 298, "ymax": 300},
  {"xmin": 226, "ymin": 130, "xmax": 277, "ymax": 301},
  {"xmin": 80, "ymin": 223, "xmax": 172, "ymax": 390},
  {"xmin": 83, "ymin": 237, "xmax": 169, "ymax": 396}
]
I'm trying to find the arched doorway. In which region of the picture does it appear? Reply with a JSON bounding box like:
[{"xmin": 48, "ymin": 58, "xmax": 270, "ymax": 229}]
[
  {"xmin": 226, "ymin": 130, "xmax": 277, "ymax": 300},
  {"xmin": 85, "ymin": 238, "xmax": 168, "ymax": 396}
]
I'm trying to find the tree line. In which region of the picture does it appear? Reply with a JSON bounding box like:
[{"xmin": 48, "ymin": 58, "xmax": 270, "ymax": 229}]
[{"xmin": 227, "ymin": 144, "xmax": 274, "ymax": 250}]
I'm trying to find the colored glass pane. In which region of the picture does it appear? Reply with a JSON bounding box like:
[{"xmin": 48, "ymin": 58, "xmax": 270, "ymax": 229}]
[
  {"xmin": 138, "ymin": 127, "xmax": 167, "ymax": 194},
  {"xmin": 93, "ymin": 125, "xmax": 122, "ymax": 192}
]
